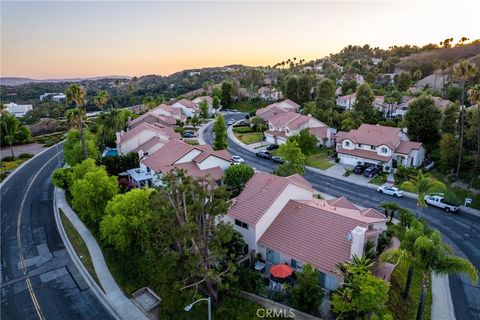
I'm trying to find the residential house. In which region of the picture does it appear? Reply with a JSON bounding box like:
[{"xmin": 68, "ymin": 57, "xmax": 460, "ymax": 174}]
[
  {"xmin": 116, "ymin": 122, "xmax": 181, "ymax": 156},
  {"xmin": 336, "ymin": 93, "xmax": 356, "ymax": 110},
  {"xmin": 264, "ymin": 112, "xmax": 336, "ymax": 147},
  {"xmin": 224, "ymin": 172, "xmax": 387, "ymax": 290},
  {"xmin": 127, "ymin": 111, "xmax": 177, "ymax": 130},
  {"xmin": 258, "ymin": 87, "xmax": 283, "ymax": 101},
  {"xmin": 132, "ymin": 139, "xmax": 232, "ymax": 187},
  {"xmin": 335, "ymin": 124, "xmax": 425, "ymax": 168},
  {"xmin": 4, "ymin": 102, "xmax": 33, "ymax": 117},
  {"xmin": 150, "ymin": 103, "xmax": 186, "ymax": 122},
  {"xmin": 171, "ymin": 99, "xmax": 199, "ymax": 118},
  {"xmin": 192, "ymin": 96, "xmax": 217, "ymax": 115},
  {"xmin": 255, "ymin": 99, "xmax": 301, "ymax": 120}
]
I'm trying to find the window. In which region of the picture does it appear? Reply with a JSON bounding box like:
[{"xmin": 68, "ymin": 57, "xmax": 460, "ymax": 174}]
[
  {"xmin": 358, "ymin": 144, "xmax": 362, "ymax": 147},
  {"xmin": 234, "ymin": 219, "xmax": 248, "ymax": 230},
  {"xmin": 345, "ymin": 141, "xmax": 350, "ymax": 147},
  {"xmin": 291, "ymin": 259, "xmax": 297, "ymax": 269},
  {"xmin": 370, "ymin": 146, "xmax": 376, "ymax": 151},
  {"xmin": 146, "ymin": 167, "xmax": 151, "ymax": 173},
  {"xmin": 381, "ymin": 147, "xmax": 388, "ymax": 154}
]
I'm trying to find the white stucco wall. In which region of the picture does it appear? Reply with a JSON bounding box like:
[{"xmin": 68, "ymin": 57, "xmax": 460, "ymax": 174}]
[
  {"xmin": 176, "ymin": 149, "xmax": 202, "ymax": 164},
  {"xmin": 197, "ymin": 156, "xmax": 231, "ymax": 170},
  {"xmin": 118, "ymin": 129, "xmax": 169, "ymax": 155},
  {"xmin": 223, "ymin": 215, "xmax": 256, "ymax": 252}
]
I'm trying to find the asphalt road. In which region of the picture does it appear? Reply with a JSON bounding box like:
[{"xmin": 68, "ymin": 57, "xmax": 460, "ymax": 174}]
[
  {"xmin": 213, "ymin": 113, "xmax": 480, "ymax": 320},
  {"xmin": 1, "ymin": 144, "xmax": 113, "ymax": 320}
]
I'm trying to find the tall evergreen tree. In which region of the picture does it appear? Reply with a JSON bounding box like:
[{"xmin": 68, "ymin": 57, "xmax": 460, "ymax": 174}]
[
  {"xmin": 353, "ymin": 83, "xmax": 376, "ymax": 123},
  {"xmin": 284, "ymin": 77, "xmax": 299, "ymax": 102},
  {"xmin": 404, "ymin": 96, "xmax": 441, "ymax": 144},
  {"xmin": 212, "ymin": 114, "xmax": 228, "ymax": 150},
  {"xmin": 440, "ymin": 103, "xmax": 459, "ymax": 134}
]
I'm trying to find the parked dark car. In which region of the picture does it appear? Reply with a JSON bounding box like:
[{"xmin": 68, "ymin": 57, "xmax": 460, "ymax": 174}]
[
  {"xmin": 237, "ymin": 120, "xmax": 249, "ymax": 126},
  {"xmin": 256, "ymin": 151, "xmax": 273, "ymax": 159},
  {"xmin": 271, "ymin": 156, "xmax": 284, "ymax": 164},
  {"xmin": 354, "ymin": 164, "xmax": 368, "ymax": 174},
  {"xmin": 363, "ymin": 166, "xmax": 379, "ymax": 178},
  {"xmin": 183, "ymin": 131, "xmax": 195, "ymax": 138},
  {"xmin": 266, "ymin": 144, "xmax": 279, "ymax": 151}
]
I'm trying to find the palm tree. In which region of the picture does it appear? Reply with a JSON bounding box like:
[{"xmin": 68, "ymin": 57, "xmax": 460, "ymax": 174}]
[
  {"xmin": 93, "ymin": 91, "xmax": 110, "ymax": 112},
  {"xmin": 467, "ymin": 84, "xmax": 480, "ymax": 185},
  {"xmin": 413, "ymin": 230, "xmax": 477, "ymax": 320},
  {"xmin": 401, "ymin": 171, "xmax": 446, "ymax": 218},
  {"xmin": 64, "ymin": 108, "xmax": 86, "ymax": 129},
  {"xmin": 65, "ymin": 84, "xmax": 88, "ymax": 159},
  {"xmin": 379, "ymin": 201, "xmax": 401, "ymax": 222},
  {"xmin": 452, "ymin": 60, "xmax": 478, "ymax": 177}
]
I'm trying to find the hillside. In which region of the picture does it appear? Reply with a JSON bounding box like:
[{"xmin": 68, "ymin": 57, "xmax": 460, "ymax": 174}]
[
  {"xmin": 0, "ymin": 76, "xmax": 129, "ymax": 86},
  {"xmin": 395, "ymin": 43, "xmax": 480, "ymax": 74}
]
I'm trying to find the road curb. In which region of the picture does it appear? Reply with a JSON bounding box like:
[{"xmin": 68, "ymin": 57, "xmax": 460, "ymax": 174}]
[
  {"xmin": 0, "ymin": 141, "xmax": 63, "ymax": 188},
  {"xmin": 54, "ymin": 187, "xmax": 148, "ymax": 320},
  {"xmin": 224, "ymin": 128, "xmax": 480, "ymax": 218},
  {"xmin": 53, "ymin": 187, "xmax": 121, "ymax": 320}
]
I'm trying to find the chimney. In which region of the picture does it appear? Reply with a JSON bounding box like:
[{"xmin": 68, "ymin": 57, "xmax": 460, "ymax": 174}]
[{"xmin": 350, "ymin": 226, "xmax": 367, "ymax": 259}]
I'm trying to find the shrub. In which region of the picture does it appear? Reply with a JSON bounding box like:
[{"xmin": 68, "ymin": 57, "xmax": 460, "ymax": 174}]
[
  {"xmin": 52, "ymin": 167, "xmax": 73, "ymax": 190},
  {"xmin": 1, "ymin": 156, "xmax": 16, "ymax": 162},
  {"xmin": 233, "ymin": 126, "xmax": 254, "ymax": 134},
  {"xmin": 99, "ymin": 152, "xmax": 140, "ymax": 176},
  {"xmin": 18, "ymin": 153, "xmax": 34, "ymax": 159}
]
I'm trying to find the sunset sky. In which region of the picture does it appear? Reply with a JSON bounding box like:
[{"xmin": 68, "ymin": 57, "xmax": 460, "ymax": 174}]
[{"xmin": 1, "ymin": 1, "xmax": 479, "ymax": 79}]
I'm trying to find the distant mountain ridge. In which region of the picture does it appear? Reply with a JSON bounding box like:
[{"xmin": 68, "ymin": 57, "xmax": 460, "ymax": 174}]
[{"xmin": 0, "ymin": 76, "xmax": 130, "ymax": 86}]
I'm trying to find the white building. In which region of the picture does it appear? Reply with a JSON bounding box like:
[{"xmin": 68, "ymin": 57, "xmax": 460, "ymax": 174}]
[
  {"xmin": 4, "ymin": 103, "xmax": 33, "ymax": 117},
  {"xmin": 335, "ymin": 124, "xmax": 425, "ymax": 169}
]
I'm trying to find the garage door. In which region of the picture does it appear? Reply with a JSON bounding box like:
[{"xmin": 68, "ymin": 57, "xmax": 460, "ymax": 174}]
[{"xmin": 339, "ymin": 154, "xmax": 361, "ymax": 166}]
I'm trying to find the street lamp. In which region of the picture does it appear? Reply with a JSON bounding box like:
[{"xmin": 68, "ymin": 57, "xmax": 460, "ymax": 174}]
[{"xmin": 184, "ymin": 297, "xmax": 211, "ymax": 320}]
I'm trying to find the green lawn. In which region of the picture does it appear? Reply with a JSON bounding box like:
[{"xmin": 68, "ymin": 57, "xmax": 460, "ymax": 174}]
[
  {"xmin": 305, "ymin": 149, "xmax": 334, "ymax": 170},
  {"xmin": 369, "ymin": 174, "xmax": 387, "ymax": 186},
  {"xmin": 387, "ymin": 260, "xmax": 432, "ymax": 320},
  {"xmin": 0, "ymin": 158, "xmax": 28, "ymax": 182},
  {"xmin": 60, "ymin": 209, "xmax": 101, "ymax": 288},
  {"xmin": 230, "ymin": 100, "xmax": 268, "ymax": 113},
  {"xmin": 234, "ymin": 132, "xmax": 263, "ymax": 145}
]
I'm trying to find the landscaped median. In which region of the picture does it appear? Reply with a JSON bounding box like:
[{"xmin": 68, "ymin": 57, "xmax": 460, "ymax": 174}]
[{"xmin": 233, "ymin": 126, "xmax": 263, "ymax": 145}]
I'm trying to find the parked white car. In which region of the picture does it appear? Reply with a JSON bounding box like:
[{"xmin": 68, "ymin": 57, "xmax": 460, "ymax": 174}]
[
  {"xmin": 227, "ymin": 119, "xmax": 235, "ymax": 125},
  {"xmin": 424, "ymin": 194, "xmax": 460, "ymax": 212},
  {"xmin": 232, "ymin": 155, "xmax": 244, "ymax": 164},
  {"xmin": 377, "ymin": 185, "xmax": 403, "ymax": 197}
]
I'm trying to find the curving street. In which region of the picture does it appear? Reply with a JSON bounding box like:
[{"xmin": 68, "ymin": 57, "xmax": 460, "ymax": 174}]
[
  {"xmin": 1, "ymin": 144, "xmax": 113, "ymax": 320},
  {"xmin": 206, "ymin": 112, "xmax": 480, "ymax": 320}
]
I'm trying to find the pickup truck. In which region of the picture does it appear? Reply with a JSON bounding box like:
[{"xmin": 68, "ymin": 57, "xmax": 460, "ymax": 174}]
[{"xmin": 424, "ymin": 194, "xmax": 460, "ymax": 212}]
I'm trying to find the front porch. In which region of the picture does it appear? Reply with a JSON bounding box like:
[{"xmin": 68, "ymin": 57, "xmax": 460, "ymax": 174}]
[{"xmin": 126, "ymin": 167, "xmax": 154, "ymax": 187}]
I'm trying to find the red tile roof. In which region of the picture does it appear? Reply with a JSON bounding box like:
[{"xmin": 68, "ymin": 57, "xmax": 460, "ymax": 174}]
[
  {"xmin": 128, "ymin": 111, "xmax": 176, "ymax": 128},
  {"xmin": 395, "ymin": 140, "xmax": 423, "ymax": 155},
  {"xmin": 117, "ymin": 122, "xmax": 180, "ymax": 144},
  {"xmin": 337, "ymin": 148, "xmax": 391, "ymax": 162},
  {"xmin": 228, "ymin": 172, "xmax": 312, "ymax": 225},
  {"xmin": 258, "ymin": 199, "xmax": 385, "ymax": 276},
  {"xmin": 177, "ymin": 99, "xmax": 198, "ymax": 109},
  {"xmin": 309, "ymin": 127, "xmax": 328, "ymax": 140},
  {"xmin": 336, "ymin": 124, "xmax": 402, "ymax": 149},
  {"xmin": 157, "ymin": 162, "xmax": 224, "ymax": 181}
]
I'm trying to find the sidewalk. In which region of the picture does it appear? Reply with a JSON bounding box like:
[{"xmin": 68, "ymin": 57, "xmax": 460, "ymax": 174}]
[
  {"xmin": 224, "ymin": 126, "xmax": 480, "ymax": 218},
  {"xmin": 54, "ymin": 188, "xmax": 148, "ymax": 320}
]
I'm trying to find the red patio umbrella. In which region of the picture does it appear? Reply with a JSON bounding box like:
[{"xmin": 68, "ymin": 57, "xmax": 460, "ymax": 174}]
[{"xmin": 270, "ymin": 264, "xmax": 293, "ymax": 278}]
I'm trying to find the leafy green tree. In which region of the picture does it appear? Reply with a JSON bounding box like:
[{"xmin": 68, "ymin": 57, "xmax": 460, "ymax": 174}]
[
  {"xmin": 467, "ymin": 84, "xmax": 480, "ymax": 181},
  {"xmin": 0, "ymin": 112, "xmax": 20, "ymax": 157},
  {"xmin": 401, "ymin": 171, "xmax": 446, "ymax": 218},
  {"xmin": 65, "ymin": 84, "xmax": 88, "ymax": 159},
  {"xmin": 288, "ymin": 129, "xmax": 317, "ymax": 155},
  {"xmin": 413, "ymin": 69, "xmax": 423, "ymax": 82},
  {"xmin": 96, "ymin": 109, "xmax": 131, "ymax": 149},
  {"xmin": 190, "ymin": 115, "xmax": 200, "ymax": 128},
  {"xmin": 199, "ymin": 100, "xmax": 209, "ymax": 119},
  {"xmin": 440, "ymin": 103, "xmax": 459, "ymax": 134},
  {"xmin": 379, "ymin": 201, "xmax": 401, "ymax": 222},
  {"xmin": 212, "ymin": 95, "xmax": 221, "ymax": 110},
  {"xmin": 297, "ymin": 75, "xmax": 310, "ymax": 104},
  {"xmin": 99, "ymin": 152, "xmax": 140, "ymax": 176},
  {"xmin": 52, "ymin": 167, "xmax": 73, "ymax": 190},
  {"xmin": 332, "ymin": 256, "xmax": 391, "ymax": 319},
  {"xmin": 64, "ymin": 130, "xmax": 99, "ymax": 165},
  {"xmin": 452, "ymin": 59, "xmax": 478, "ymax": 177},
  {"xmin": 439, "ymin": 133, "xmax": 459, "ymax": 172},
  {"xmin": 404, "ymin": 96, "xmax": 441, "ymax": 143},
  {"xmin": 353, "ymin": 83, "xmax": 376, "ymax": 123},
  {"xmin": 291, "ymin": 264, "xmax": 324, "ymax": 314},
  {"xmin": 284, "ymin": 77, "xmax": 299, "ymax": 102},
  {"xmin": 276, "ymin": 139, "xmax": 305, "ymax": 176},
  {"xmin": 70, "ymin": 160, "xmax": 119, "ymax": 228},
  {"xmin": 340, "ymin": 111, "xmax": 363, "ymax": 131},
  {"xmin": 213, "ymin": 114, "xmax": 228, "ymax": 150},
  {"xmin": 101, "ymin": 188, "xmax": 154, "ymax": 253},
  {"xmin": 152, "ymin": 169, "xmax": 236, "ymax": 302},
  {"xmin": 250, "ymin": 117, "xmax": 266, "ymax": 145},
  {"xmin": 224, "ymin": 164, "xmax": 254, "ymax": 190},
  {"xmin": 221, "ymin": 81, "xmax": 234, "ymax": 107},
  {"xmin": 397, "ymin": 72, "xmax": 412, "ymax": 92},
  {"xmin": 315, "ymin": 79, "xmax": 336, "ymax": 109},
  {"xmin": 341, "ymin": 79, "xmax": 357, "ymax": 95}
]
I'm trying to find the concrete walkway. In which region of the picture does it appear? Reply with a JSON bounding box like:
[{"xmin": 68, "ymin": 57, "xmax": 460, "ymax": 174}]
[{"xmin": 54, "ymin": 188, "xmax": 148, "ymax": 320}]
